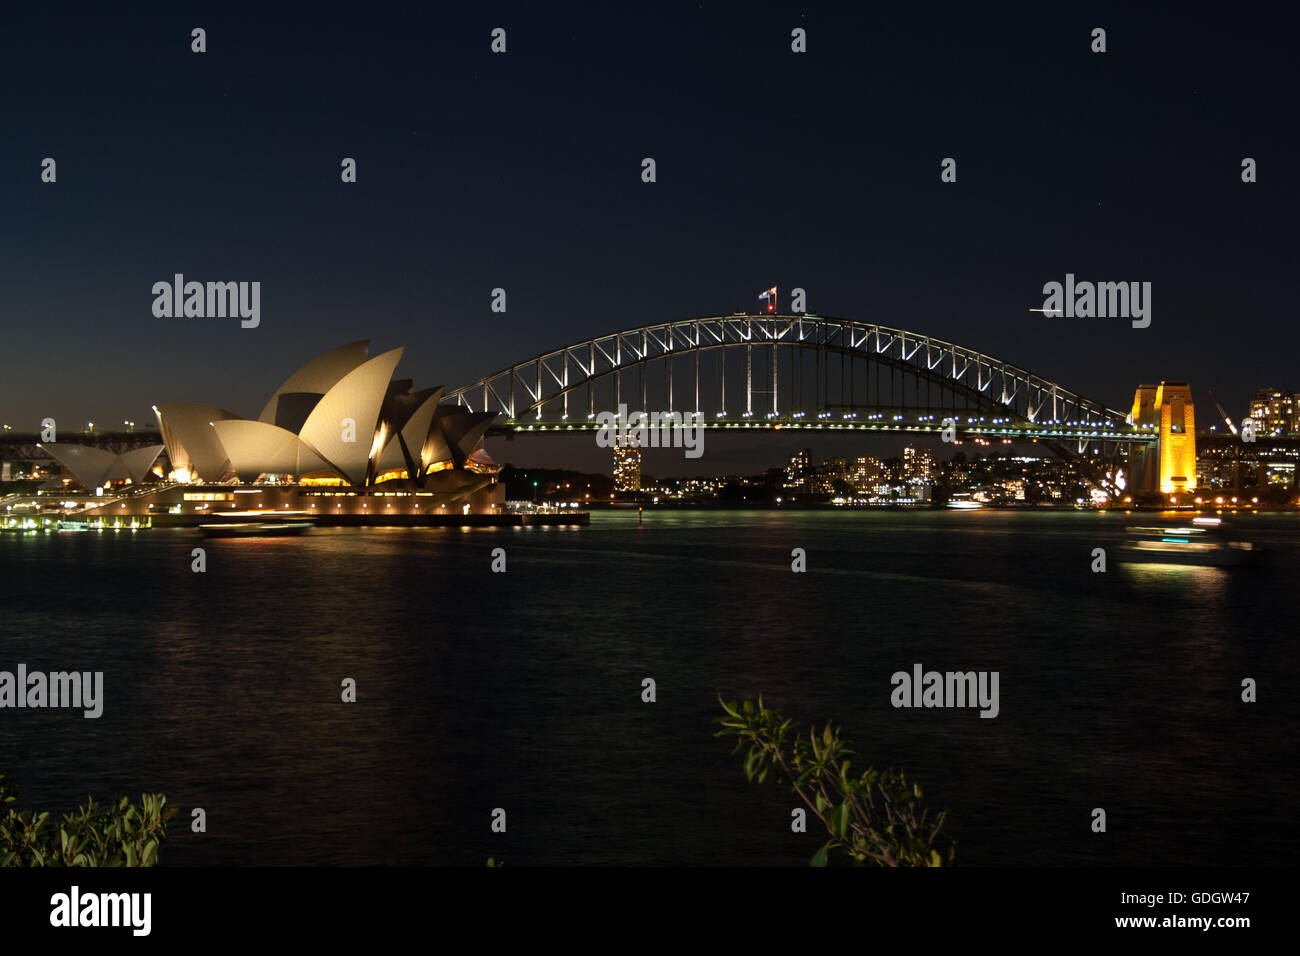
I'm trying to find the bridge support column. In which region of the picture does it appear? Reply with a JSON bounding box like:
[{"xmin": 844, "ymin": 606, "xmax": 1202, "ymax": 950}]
[
  {"xmin": 746, "ymin": 344, "xmax": 752, "ymax": 416},
  {"xmin": 772, "ymin": 342, "xmax": 778, "ymax": 416}
]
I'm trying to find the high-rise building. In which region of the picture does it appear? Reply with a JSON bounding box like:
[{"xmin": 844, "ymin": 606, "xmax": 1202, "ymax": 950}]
[
  {"xmin": 850, "ymin": 455, "xmax": 882, "ymax": 494},
  {"xmin": 902, "ymin": 446, "xmax": 935, "ymax": 485},
  {"xmin": 899, "ymin": 446, "xmax": 935, "ymax": 501},
  {"xmin": 613, "ymin": 437, "xmax": 641, "ymax": 491},
  {"xmin": 1249, "ymin": 388, "xmax": 1295, "ymax": 436},
  {"xmin": 811, "ymin": 457, "xmax": 848, "ymax": 494},
  {"xmin": 784, "ymin": 448, "xmax": 813, "ymax": 491}
]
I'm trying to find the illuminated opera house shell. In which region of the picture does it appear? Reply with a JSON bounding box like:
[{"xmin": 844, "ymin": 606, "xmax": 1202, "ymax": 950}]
[
  {"xmin": 152, "ymin": 341, "xmax": 498, "ymax": 487},
  {"xmin": 37, "ymin": 442, "xmax": 167, "ymax": 492}
]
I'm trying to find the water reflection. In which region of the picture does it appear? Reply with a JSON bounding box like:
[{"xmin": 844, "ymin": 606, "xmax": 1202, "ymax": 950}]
[{"xmin": 1, "ymin": 511, "xmax": 1295, "ymax": 866}]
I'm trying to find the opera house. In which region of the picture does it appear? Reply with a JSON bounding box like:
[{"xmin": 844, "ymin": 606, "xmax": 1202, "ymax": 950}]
[{"xmin": 41, "ymin": 341, "xmax": 508, "ymax": 524}]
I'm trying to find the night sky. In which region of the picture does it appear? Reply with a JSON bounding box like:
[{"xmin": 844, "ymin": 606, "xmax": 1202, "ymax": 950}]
[{"xmin": 2, "ymin": 3, "xmax": 1293, "ymax": 473}]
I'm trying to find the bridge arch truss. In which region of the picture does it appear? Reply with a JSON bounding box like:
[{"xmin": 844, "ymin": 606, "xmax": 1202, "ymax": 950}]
[{"xmin": 444, "ymin": 314, "xmax": 1133, "ymax": 435}]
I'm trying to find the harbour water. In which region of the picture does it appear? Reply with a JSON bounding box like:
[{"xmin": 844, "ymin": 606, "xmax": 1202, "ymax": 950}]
[{"xmin": 1, "ymin": 509, "xmax": 1295, "ymax": 865}]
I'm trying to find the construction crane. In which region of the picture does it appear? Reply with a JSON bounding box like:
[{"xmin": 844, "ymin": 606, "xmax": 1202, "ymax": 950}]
[{"xmin": 1207, "ymin": 389, "xmax": 1238, "ymax": 435}]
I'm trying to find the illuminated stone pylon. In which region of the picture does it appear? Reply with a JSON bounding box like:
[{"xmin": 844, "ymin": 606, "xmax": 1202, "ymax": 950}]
[{"xmin": 1129, "ymin": 382, "xmax": 1196, "ymax": 496}]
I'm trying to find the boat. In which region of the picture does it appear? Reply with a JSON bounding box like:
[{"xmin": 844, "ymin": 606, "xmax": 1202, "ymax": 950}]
[
  {"xmin": 199, "ymin": 521, "xmax": 315, "ymax": 538},
  {"xmin": 199, "ymin": 509, "xmax": 315, "ymax": 537},
  {"xmin": 1116, "ymin": 516, "xmax": 1259, "ymax": 567}
]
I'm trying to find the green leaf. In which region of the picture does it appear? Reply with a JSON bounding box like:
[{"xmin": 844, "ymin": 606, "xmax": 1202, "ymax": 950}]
[
  {"xmin": 833, "ymin": 802, "xmax": 851, "ymax": 839},
  {"xmin": 810, "ymin": 842, "xmax": 830, "ymax": 867}
]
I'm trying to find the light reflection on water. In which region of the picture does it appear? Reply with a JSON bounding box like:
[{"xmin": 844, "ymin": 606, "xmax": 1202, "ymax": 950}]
[{"xmin": 0, "ymin": 510, "xmax": 1295, "ymax": 865}]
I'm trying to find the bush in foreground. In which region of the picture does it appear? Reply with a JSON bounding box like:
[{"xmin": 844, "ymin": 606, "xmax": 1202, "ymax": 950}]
[
  {"xmin": 716, "ymin": 697, "xmax": 955, "ymax": 866},
  {"xmin": 0, "ymin": 773, "xmax": 176, "ymax": 867}
]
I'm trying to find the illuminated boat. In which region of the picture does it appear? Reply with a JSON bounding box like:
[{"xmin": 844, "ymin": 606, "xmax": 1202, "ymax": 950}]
[
  {"xmin": 199, "ymin": 521, "xmax": 314, "ymax": 538},
  {"xmin": 199, "ymin": 509, "xmax": 315, "ymax": 538},
  {"xmin": 1117, "ymin": 517, "xmax": 1258, "ymax": 567}
]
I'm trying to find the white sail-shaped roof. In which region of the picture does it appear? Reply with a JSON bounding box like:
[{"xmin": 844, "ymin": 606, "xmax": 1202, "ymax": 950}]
[
  {"xmin": 420, "ymin": 418, "xmax": 456, "ymax": 470},
  {"xmin": 211, "ymin": 420, "xmax": 332, "ymax": 483},
  {"xmin": 257, "ymin": 340, "xmax": 370, "ymax": 426},
  {"xmin": 297, "ymin": 348, "xmax": 404, "ymax": 485},
  {"xmin": 119, "ymin": 444, "xmax": 166, "ymax": 484},
  {"xmin": 39, "ymin": 443, "xmax": 125, "ymax": 490},
  {"xmin": 154, "ymin": 403, "xmax": 240, "ymax": 482},
  {"xmin": 378, "ymin": 387, "xmax": 445, "ymax": 472},
  {"xmin": 436, "ymin": 409, "xmax": 499, "ymax": 465}
]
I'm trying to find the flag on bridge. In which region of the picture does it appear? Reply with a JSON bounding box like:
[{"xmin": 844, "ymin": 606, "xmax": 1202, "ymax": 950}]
[{"xmin": 759, "ymin": 286, "xmax": 777, "ymax": 311}]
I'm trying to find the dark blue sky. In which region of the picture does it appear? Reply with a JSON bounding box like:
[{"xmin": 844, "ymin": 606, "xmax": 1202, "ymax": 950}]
[{"xmin": 2, "ymin": 2, "xmax": 1293, "ymax": 472}]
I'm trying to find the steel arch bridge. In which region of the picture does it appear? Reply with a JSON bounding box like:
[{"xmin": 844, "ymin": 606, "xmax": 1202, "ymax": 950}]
[{"xmin": 444, "ymin": 313, "xmax": 1152, "ymax": 451}]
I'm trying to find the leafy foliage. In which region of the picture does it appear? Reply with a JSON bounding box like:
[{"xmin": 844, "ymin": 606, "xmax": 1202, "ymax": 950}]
[
  {"xmin": 716, "ymin": 697, "xmax": 955, "ymax": 867},
  {"xmin": 0, "ymin": 773, "xmax": 177, "ymax": 867}
]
